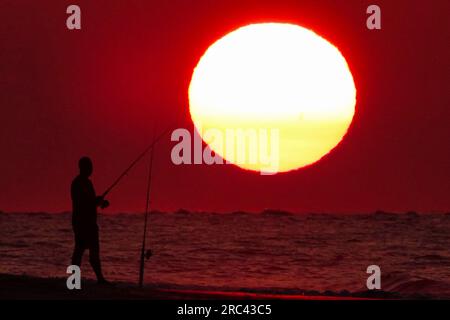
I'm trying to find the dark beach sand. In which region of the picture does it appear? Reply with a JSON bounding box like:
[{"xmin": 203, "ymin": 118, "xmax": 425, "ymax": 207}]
[{"xmin": 0, "ymin": 274, "xmax": 384, "ymax": 300}]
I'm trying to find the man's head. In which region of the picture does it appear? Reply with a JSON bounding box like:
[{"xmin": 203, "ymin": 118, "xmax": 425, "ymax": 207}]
[{"xmin": 78, "ymin": 156, "xmax": 93, "ymax": 177}]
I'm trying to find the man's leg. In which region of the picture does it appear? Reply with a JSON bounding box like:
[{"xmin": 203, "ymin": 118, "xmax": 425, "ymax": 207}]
[
  {"xmin": 71, "ymin": 235, "xmax": 85, "ymax": 266},
  {"xmin": 89, "ymin": 230, "xmax": 106, "ymax": 283}
]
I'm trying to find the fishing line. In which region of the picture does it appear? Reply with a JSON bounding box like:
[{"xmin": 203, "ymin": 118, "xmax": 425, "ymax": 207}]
[
  {"xmin": 138, "ymin": 124, "xmax": 157, "ymax": 288},
  {"xmin": 101, "ymin": 101, "xmax": 188, "ymax": 286}
]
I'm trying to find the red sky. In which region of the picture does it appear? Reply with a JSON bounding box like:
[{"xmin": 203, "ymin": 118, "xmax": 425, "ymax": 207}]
[{"xmin": 0, "ymin": 0, "xmax": 449, "ymax": 213}]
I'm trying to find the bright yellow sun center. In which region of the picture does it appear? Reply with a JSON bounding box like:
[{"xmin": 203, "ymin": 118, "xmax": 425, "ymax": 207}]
[{"xmin": 189, "ymin": 23, "xmax": 356, "ymax": 174}]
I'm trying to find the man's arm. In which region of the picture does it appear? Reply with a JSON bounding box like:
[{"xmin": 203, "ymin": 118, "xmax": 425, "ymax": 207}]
[
  {"xmin": 71, "ymin": 179, "xmax": 80, "ymax": 212},
  {"xmin": 95, "ymin": 196, "xmax": 110, "ymax": 209}
]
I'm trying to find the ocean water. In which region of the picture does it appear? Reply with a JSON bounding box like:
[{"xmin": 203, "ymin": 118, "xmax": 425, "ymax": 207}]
[{"xmin": 1, "ymin": 211, "xmax": 450, "ymax": 297}]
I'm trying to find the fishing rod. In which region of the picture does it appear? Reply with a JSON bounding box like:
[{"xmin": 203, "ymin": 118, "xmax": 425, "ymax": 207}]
[
  {"xmin": 100, "ymin": 126, "xmax": 172, "ymax": 198},
  {"xmin": 138, "ymin": 131, "xmax": 156, "ymax": 288}
]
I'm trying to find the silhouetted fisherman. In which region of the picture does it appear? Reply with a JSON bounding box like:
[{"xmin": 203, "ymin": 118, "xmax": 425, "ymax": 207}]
[{"xmin": 71, "ymin": 156, "xmax": 110, "ymax": 285}]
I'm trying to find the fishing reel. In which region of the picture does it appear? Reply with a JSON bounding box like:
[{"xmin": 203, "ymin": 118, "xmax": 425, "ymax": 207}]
[
  {"xmin": 145, "ymin": 249, "xmax": 153, "ymax": 260},
  {"xmin": 100, "ymin": 200, "xmax": 110, "ymax": 209}
]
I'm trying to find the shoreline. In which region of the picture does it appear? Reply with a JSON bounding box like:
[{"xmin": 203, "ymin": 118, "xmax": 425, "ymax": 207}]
[{"xmin": 0, "ymin": 273, "xmax": 392, "ymax": 300}]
